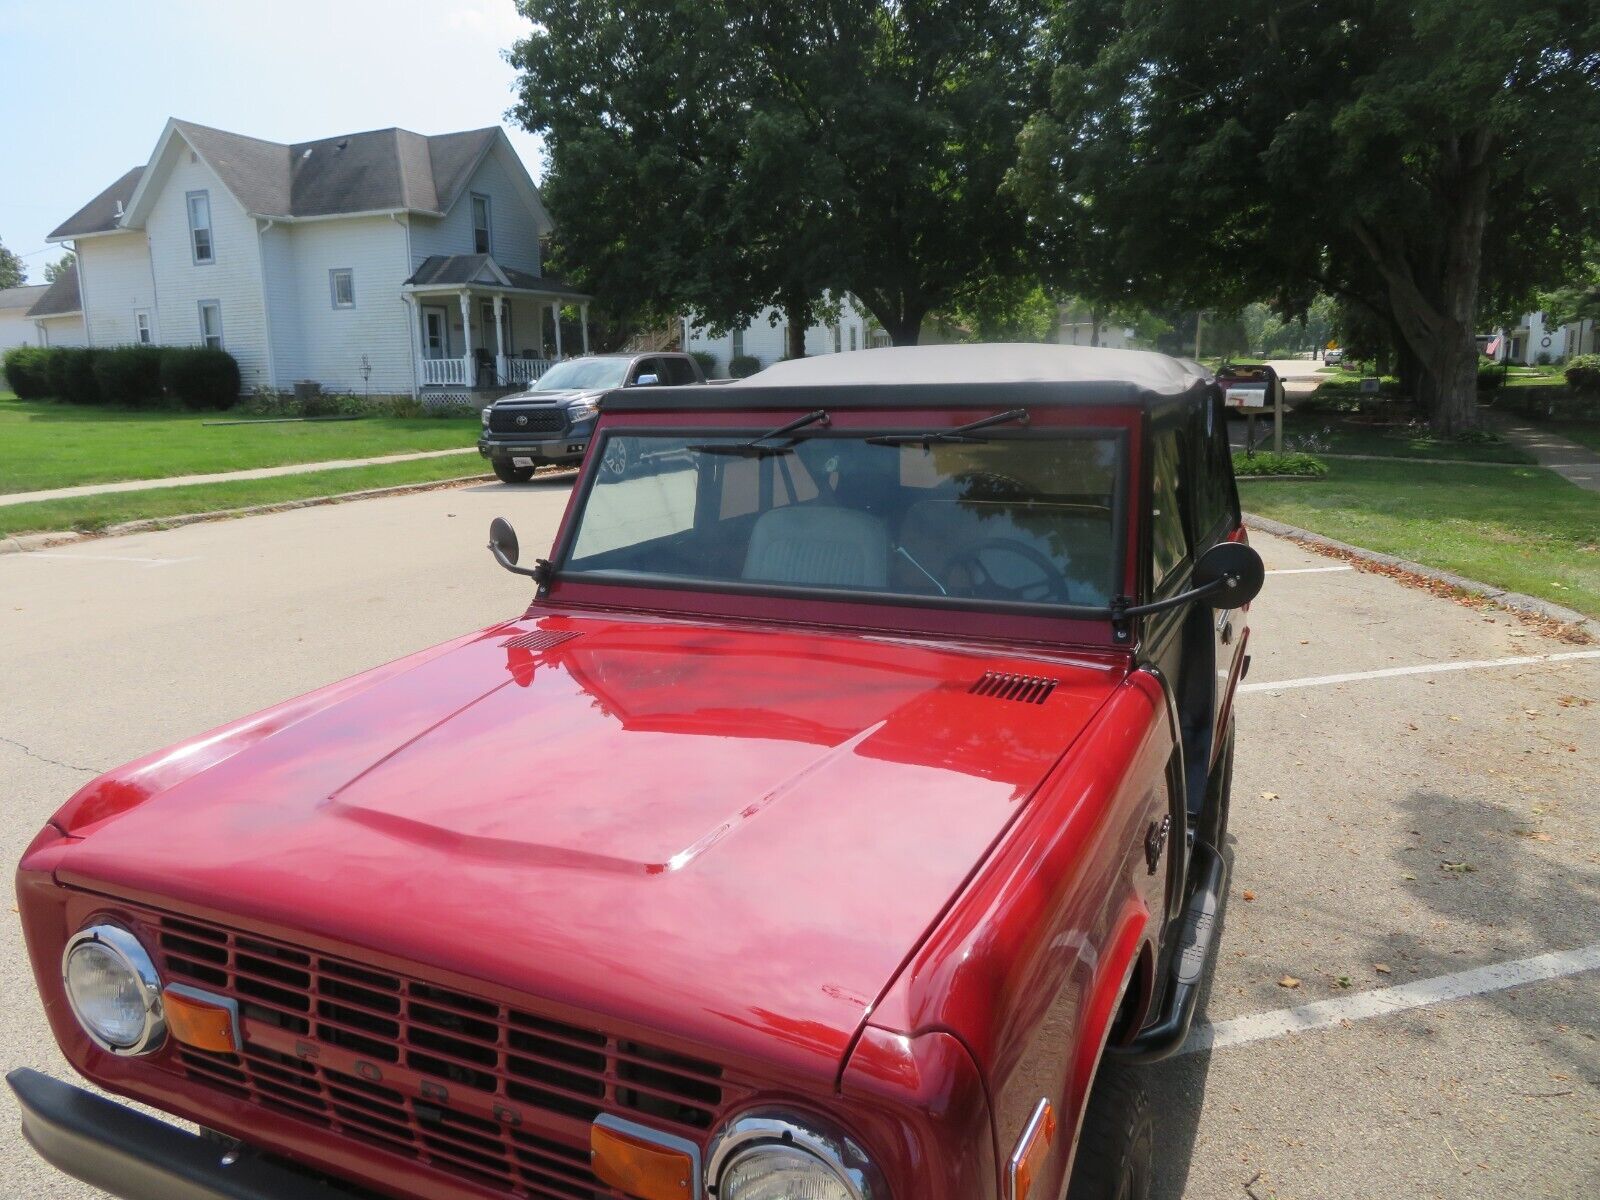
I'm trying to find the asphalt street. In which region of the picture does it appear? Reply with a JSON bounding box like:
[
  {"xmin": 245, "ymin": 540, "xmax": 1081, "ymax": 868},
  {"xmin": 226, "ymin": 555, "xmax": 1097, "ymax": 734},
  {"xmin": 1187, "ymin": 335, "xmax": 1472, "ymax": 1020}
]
[{"xmin": 1, "ymin": 470, "xmax": 1595, "ymax": 1199}]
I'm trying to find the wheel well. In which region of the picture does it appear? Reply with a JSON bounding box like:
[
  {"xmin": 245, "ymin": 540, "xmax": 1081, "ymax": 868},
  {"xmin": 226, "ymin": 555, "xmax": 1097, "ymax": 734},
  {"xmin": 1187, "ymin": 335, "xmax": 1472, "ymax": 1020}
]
[{"xmin": 1107, "ymin": 944, "xmax": 1156, "ymax": 1046}]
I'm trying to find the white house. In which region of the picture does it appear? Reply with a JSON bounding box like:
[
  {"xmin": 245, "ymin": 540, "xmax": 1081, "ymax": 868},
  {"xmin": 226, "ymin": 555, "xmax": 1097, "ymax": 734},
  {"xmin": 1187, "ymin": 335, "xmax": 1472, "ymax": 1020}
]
[
  {"xmin": 46, "ymin": 118, "xmax": 591, "ymax": 398},
  {"xmin": 0, "ymin": 277, "xmax": 88, "ymax": 351},
  {"xmin": 0, "ymin": 284, "xmax": 49, "ymax": 351},
  {"xmin": 1483, "ymin": 310, "xmax": 1597, "ymax": 364}
]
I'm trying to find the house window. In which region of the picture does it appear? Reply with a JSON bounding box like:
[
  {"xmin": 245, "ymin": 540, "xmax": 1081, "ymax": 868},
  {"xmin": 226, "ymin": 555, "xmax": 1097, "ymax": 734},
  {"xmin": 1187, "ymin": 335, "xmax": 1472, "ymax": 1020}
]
[
  {"xmin": 330, "ymin": 269, "xmax": 355, "ymax": 308},
  {"xmin": 849, "ymin": 327, "xmax": 857, "ymax": 351},
  {"xmin": 134, "ymin": 311, "xmax": 152, "ymax": 345},
  {"xmin": 832, "ymin": 324, "xmax": 842, "ymax": 354},
  {"xmin": 731, "ymin": 328, "xmax": 744, "ymax": 359},
  {"xmin": 198, "ymin": 301, "xmax": 223, "ymax": 350},
  {"xmin": 187, "ymin": 191, "xmax": 214, "ymax": 263},
  {"xmin": 471, "ymin": 194, "xmax": 492, "ymax": 254}
]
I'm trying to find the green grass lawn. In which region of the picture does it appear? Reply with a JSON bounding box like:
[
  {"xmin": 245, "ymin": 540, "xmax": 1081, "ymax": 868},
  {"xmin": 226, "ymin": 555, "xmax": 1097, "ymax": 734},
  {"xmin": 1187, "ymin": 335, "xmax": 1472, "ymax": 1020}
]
[
  {"xmin": 0, "ymin": 393, "xmax": 479, "ymax": 495},
  {"xmin": 1544, "ymin": 420, "xmax": 1600, "ymax": 453},
  {"xmin": 0, "ymin": 455, "xmax": 492, "ymax": 539},
  {"xmin": 1243, "ymin": 457, "xmax": 1600, "ymax": 617}
]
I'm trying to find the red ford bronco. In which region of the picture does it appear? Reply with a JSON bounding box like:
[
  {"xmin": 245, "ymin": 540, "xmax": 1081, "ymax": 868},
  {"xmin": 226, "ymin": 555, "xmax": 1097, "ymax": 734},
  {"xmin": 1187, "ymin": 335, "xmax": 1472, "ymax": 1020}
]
[{"xmin": 11, "ymin": 344, "xmax": 1262, "ymax": 1200}]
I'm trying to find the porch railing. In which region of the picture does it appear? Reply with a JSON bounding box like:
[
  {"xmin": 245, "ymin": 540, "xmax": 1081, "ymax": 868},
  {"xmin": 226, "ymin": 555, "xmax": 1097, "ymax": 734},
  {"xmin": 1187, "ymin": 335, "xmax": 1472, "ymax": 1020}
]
[
  {"xmin": 421, "ymin": 356, "xmax": 470, "ymax": 386},
  {"xmin": 501, "ymin": 357, "xmax": 552, "ymax": 385}
]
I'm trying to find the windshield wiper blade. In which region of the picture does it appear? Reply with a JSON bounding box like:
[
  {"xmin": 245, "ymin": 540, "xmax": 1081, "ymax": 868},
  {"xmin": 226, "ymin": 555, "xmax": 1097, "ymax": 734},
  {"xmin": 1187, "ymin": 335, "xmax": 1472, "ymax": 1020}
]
[
  {"xmin": 865, "ymin": 408, "xmax": 1030, "ymax": 447},
  {"xmin": 690, "ymin": 409, "xmax": 830, "ymax": 456}
]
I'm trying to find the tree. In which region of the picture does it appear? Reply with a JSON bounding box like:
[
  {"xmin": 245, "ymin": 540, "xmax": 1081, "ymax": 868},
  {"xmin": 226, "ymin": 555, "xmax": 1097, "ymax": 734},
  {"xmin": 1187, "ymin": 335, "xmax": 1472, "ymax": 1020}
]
[
  {"xmin": 0, "ymin": 238, "xmax": 24, "ymax": 290},
  {"xmin": 43, "ymin": 252, "xmax": 75, "ymax": 284},
  {"xmin": 510, "ymin": 1, "xmax": 1049, "ymax": 347},
  {"xmin": 1013, "ymin": 1, "xmax": 1600, "ymax": 433}
]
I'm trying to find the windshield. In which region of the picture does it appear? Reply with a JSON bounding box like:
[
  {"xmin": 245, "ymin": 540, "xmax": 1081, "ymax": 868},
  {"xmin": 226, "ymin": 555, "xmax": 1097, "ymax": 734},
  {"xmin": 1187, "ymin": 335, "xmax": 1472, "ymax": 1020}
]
[
  {"xmin": 563, "ymin": 427, "xmax": 1122, "ymax": 608},
  {"xmin": 534, "ymin": 359, "xmax": 630, "ymax": 392}
]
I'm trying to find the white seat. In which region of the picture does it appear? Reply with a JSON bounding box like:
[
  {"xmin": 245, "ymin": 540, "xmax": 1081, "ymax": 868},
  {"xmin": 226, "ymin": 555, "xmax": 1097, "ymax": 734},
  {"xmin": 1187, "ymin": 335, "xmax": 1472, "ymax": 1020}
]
[{"xmin": 742, "ymin": 505, "xmax": 891, "ymax": 588}]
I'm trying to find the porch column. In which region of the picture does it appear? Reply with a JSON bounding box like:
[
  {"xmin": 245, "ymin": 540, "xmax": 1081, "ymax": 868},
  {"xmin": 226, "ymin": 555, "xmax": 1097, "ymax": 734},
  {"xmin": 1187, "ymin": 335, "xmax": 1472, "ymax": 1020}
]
[
  {"xmin": 553, "ymin": 301, "xmax": 564, "ymax": 359},
  {"xmin": 493, "ymin": 293, "xmax": 506, "ymax": 385},
  {"xmin": 459, "ymin": 291, "xmax": 473, "ymax": 385},
  {"xmin": 403, "ymin": 293, "xmax": 422, "ymax": 394},
  {"xmin": 580, "ymin": 303, "xmax": 590, "ymax": 354}
]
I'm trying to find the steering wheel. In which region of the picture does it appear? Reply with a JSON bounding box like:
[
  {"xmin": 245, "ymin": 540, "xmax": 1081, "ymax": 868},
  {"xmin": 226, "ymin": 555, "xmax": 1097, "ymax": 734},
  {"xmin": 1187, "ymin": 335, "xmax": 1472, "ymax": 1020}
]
[{"xmin": 944, "ymin": 538, "xmax": 1072, "ymax": 603}]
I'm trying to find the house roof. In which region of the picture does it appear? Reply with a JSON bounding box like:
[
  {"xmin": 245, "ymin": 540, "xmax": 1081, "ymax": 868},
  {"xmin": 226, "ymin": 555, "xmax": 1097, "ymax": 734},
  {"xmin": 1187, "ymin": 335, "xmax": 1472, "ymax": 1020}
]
[
  {"xmin": 53, "ymin": 120, "xmax": 527, "ymax": 240},
  {"xmin": 0, "ymin": 284, "xmax": 49, "ymax": 311},
  {"xmin": 49, "ymin": 167, "xmax": 145, "ymax": 239},
  {"xmin": 27, "ymin": 264, "xmax": 82, "ymax": 317},
  {"xmin": 405, "ymin": 255, "xmax": 590, "ymax": 298}
]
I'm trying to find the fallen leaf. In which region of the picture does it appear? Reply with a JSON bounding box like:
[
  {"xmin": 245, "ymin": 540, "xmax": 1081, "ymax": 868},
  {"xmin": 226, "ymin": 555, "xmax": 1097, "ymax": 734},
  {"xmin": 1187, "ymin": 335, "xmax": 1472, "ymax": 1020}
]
[
  {"xmin": 1375, "ymin": 963, "xmax": 1391, "ymax": 974},
  {"xmin": 1278, "ymin": 976, "xmax": 1301, "ymax": 989},
  {"xmin": 1242, "ymin": 890, "xmax": 1257, "ymax": 902},
  {"xmin": 1402, "ymin": 873, "xmax": 1417, "ymax": 880},
  {"xmin": 1441, "ymin": 860, "xmax": 1476, "ymax": 873},
  {"xmin": 1261, "ymin": 791, "xmax": 1279, "ymax": 800},
  {"xmin": 1336, "ymin": 976, "xmax": 1352, "ymax": 989},
  {"xmin": 1448, "ymin": 715, "xmax": 1462, "ymax": 722}
]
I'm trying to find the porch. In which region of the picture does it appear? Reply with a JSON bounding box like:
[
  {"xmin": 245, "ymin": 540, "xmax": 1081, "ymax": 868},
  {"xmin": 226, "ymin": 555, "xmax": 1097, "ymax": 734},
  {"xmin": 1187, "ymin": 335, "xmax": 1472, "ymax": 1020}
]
[{"xmin": 402, "ymin": 255, "xmax": 592, "ymax": 392}]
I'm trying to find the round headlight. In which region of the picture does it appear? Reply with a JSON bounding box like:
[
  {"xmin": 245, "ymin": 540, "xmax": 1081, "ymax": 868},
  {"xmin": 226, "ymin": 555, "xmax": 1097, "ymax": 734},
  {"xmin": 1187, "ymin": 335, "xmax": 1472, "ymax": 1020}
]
[
  {"xmin": 707, "ymin": 1111, "xmax": 881, "ymax": 1200},
  {"xmin": 61, "ymin": 924, "xmax": 165, "ymax": 1055},
  {"xmin": 719, "ymin": 1144, "xmax": 858, "ymax": 1200}
]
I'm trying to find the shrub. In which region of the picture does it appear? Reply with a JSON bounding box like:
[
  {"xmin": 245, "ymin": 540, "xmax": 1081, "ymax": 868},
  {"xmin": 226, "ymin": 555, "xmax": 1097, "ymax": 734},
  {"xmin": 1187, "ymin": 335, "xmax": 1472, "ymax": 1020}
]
[
  {"xmin": 47, "ymin": 348, "xmax": 103, "ymax": 405},
  {"xmin": 1565, "ymin": 354, "xmax": 1600, "ymax": 393},
  {"xmin": 1231, "ymin": 451, "xmax": 1327, "ymax": 478},
  {"xmin": 92, "ymin": 345, "xmax": 165, "ymax": 408},
  {"xmin": 160, "ymin": 347, "xmax": 240, "ymax": 410},
  {"xmin": 689, "ymin": 349, "xmax": 717, "ymax": 378},
  {"xmin": 728, "ymin": 354, "xmax": 761, "ymax": 379},
  {"xmin": 2, "ymin": 345, "xmax": 51, "ymax": 399},
  {"xmin": 1476, "ymin": 362, "xmax": 1505, "ymax": 392}
]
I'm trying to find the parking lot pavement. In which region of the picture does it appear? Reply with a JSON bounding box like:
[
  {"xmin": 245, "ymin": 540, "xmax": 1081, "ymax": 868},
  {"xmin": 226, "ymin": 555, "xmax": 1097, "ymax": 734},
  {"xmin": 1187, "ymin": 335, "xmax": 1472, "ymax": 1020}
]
[{"xmin": 1, "ymin": 480, "xmax": 1595, "ymax": 1199}]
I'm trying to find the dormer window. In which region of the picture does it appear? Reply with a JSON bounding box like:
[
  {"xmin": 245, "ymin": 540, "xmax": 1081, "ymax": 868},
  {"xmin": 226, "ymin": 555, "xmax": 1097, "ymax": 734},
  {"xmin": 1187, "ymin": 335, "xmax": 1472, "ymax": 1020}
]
[
  {"xmin": 187, "ymin": 191, "xmax": 214, "ymax": 264},
  {"xmin": 471, "ymin": 193, "xmax": 491, "ymax": 254}
]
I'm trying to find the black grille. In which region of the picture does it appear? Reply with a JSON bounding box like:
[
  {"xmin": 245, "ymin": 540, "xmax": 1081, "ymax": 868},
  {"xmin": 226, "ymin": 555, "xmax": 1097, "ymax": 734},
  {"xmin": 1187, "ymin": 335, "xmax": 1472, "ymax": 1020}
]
[
  {"xmin": 129, "ymin": 908, "xmax": 744, "ymax": 1200},
  {"xmin": 969, "ymin": 671, "xmax": 1057, "ymax": 704},
  {"xmin": 490, "ymin": 407, "xmax": 566, "ymax": 435}
]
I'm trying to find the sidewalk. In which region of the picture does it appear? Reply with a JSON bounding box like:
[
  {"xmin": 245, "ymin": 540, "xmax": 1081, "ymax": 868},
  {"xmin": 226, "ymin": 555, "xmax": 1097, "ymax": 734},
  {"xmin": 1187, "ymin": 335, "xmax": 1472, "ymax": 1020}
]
[
  {"xmin": 1486, "ymin": 413, "xmax": 1600, "ymax": 492},
  {"xmin": 0, "ymin": 447, "xmax": 479, "ymax": 508}
]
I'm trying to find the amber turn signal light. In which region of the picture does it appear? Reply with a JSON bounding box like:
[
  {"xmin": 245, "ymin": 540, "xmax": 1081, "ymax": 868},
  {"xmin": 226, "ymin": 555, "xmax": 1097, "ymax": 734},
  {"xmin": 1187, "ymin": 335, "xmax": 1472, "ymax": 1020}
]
[
  {"xmin": 591, "ymin": 1122, "xmax": 695, "ymax": 1200},
  {"xmin": 162, "ymin": 987, "xmax": 240, "ymax": 1054},
  {"xmin": 1009, "ymin": 1098, "xmax": 1057, "ymax": 1200}
]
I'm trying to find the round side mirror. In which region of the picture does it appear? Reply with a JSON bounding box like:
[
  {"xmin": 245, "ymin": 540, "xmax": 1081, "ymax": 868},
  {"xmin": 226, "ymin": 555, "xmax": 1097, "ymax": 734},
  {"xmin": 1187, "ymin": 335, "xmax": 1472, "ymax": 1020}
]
[
  {"xmin": 489, "ymin": 517, "xmax": 520, "ymax": 567},
  {"xmin": 1193, "ymin": 541, "xmax": 1265, "ymax": 608}
]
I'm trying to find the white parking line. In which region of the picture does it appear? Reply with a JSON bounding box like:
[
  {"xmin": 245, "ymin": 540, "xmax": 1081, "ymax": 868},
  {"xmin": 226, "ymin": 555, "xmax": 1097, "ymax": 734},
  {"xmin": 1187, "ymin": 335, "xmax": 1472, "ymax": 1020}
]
[
  {"xmin": 22, "ymin": 553, "xmax": 198, "ymax": 567},
  {"xmin": 1240, "ymin": 649, "xmax": 1600, "ymax": 694},
  {"xmin": 1181, "ymin": 942, "xmax": 1600, "ymax": 1055},
  {"xmin": 1264, "ymin": 565, "xmax": 1353, "ymax": 575}
]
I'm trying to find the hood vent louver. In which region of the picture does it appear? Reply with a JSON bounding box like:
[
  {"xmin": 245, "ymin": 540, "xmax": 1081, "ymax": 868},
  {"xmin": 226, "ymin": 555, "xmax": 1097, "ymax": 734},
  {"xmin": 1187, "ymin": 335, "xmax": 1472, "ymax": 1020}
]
[
  {"xmin": 969, "ymin": 671, "xmax": 1057, "ymax": 704},
  {"xmin": 502, "ymin": 628, "xmax": 579, "ymax": 653}
]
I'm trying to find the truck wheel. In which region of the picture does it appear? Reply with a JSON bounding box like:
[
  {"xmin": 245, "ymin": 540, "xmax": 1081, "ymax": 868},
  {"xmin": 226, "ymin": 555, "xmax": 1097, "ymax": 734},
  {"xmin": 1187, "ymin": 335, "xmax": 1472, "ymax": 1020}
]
[
  {"xmin": 1065, "ymin": 1066, "xmax": 1153, "ymax": 1200},
  {"xmin": 601, "ymin": 439, "xmax": 631, "ymax": 477},
  {"xmin": 493, "ymin": 459, "xmax": 536, "ymax": 484},
  {"xmin": 1196, "ymin": 721, "xmax": 1234, "ymax": 851}
]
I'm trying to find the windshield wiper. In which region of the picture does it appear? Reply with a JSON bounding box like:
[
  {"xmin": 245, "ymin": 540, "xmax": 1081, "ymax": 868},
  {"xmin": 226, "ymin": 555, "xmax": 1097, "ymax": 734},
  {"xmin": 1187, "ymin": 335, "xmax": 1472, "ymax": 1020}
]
[
  {"xmin": 690, "ymin": 409, "xmax": 830, "ymax": 457},
  {"xmin": 865, "ymin": 408, "xmax": 1030, "ymax": 447}
]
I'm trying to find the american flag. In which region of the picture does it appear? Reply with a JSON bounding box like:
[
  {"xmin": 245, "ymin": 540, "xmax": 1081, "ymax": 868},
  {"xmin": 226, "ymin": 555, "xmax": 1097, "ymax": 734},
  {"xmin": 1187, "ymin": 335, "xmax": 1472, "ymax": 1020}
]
[{"xmin": 1485, "ymin": 334, "xmax": 1504, "ymax": 358}]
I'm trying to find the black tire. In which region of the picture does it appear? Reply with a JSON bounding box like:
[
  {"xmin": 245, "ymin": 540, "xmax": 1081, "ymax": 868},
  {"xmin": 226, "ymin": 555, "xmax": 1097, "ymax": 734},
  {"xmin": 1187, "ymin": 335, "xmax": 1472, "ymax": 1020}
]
[
  {"xmin": 1196, "ymin": 720, "xmax": 1234, "ymax": 851},
  {"xmin": 1065, "ymin": 1065, "xmax": 1154, "ymax": 1200},
  {"xmin": 492, "ymin": 458, "xmax": 536, "ymax": 484}
]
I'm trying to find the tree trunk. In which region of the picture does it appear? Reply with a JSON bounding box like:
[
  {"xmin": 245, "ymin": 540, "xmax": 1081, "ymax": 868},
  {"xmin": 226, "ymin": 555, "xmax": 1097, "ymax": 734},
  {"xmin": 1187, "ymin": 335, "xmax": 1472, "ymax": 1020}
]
[
  {"xmin": 883, "ymin": 309, "xmax": 926, "ymax": 346},
  {"xmin": 782, "ymin": 289, "xmax": 810, "ymax": 359},
  {"xmin": 1350, "ymin": 132, "xmax": 1494, "ymax": 436},
  {"xmin": 1089, "ymin": 305, "xmax": 1102, "ymax": 348}
]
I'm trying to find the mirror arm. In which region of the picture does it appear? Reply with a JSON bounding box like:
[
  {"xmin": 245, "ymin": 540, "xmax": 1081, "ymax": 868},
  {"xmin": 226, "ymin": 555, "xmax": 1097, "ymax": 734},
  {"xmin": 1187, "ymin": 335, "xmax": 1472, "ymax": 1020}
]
[
  {"xmin": 489, "ymin": 543, "xmax": 555, "ymax": 587},
  {"xmin": 1110, "ymin": 576, "xmax": 1233, "ymax": 641}
]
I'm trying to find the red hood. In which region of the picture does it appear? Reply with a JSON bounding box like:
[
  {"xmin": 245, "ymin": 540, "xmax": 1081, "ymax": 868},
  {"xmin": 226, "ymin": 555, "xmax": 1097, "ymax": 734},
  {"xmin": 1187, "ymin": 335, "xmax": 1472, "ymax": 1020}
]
[{"xmin": 52, "ymin": 614, "xmax": 1126, "ymax": 1082}]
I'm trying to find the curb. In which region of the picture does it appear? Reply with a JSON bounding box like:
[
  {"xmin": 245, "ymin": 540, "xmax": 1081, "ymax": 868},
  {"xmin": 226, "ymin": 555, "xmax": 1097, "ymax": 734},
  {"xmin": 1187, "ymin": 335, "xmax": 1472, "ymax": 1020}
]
[
  {"xmin": 0, "ymin": 473, "xmax": 502, "ymax": 555},
  {"xmin": 1243, "ymin": 513, "xmax": 1599, "ymax": 641},
  {"xmin": 1235, "ymin": 474, "xmax": 1326, "ymax": 483}
]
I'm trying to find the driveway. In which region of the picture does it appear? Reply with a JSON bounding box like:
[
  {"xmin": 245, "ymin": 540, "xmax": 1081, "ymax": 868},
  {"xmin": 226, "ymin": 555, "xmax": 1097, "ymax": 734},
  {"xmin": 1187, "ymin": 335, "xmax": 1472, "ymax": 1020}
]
[{"xmin": 1, "ymin": 479, "xmax": 1595, "ymax": 1199}]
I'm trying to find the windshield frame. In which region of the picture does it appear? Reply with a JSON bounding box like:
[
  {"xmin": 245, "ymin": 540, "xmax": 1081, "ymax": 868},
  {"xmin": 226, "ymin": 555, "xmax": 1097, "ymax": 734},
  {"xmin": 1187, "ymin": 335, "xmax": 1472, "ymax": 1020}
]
[{"xmin": 548, "ymin": 416, "xmax": 1132, "ymax": 626}]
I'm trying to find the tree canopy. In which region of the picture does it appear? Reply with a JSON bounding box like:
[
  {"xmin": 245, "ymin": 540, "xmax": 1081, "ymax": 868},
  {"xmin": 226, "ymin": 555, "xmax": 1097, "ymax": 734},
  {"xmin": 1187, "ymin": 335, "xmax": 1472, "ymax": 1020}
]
[
  {"xmin": 43, "ymin": 252, "xmax": 75, "ymax": 284},
  {"xmin": 510, "ymin": 0, "xmax": 1050, "ymax": 347},
  {"xmin": 1012, "ymin": 0, "xmax": 1600, "ymax": 431},
  {"xmin": 0, "ymin": 238, "xmax": 24, "ymax": 290}
]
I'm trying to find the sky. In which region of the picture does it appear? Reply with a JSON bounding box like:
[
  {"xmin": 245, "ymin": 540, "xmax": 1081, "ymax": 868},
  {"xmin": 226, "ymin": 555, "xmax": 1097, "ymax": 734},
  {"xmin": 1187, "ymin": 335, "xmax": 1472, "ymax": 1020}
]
[{"xmin": 0, "ymin": 0, "xmax": 546, "ymax": 283}]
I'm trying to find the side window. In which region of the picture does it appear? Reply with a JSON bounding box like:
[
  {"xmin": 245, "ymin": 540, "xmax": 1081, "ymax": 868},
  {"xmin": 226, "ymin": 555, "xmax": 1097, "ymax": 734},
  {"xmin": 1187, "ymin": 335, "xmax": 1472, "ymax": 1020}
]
[
  {"xmin": 471, "ymin": 194, "xmax": 492, "ymax": 254},
  {"xmin": 198, "ymin": 300, "xmax": 223, "ymax": 350},
  {"xmin": 1150, "ymin": 430, "xmax": 1190, "ymax": 588},
  {"xmin": 731, "ymin": 328, "xmax": 745, "ymax": 360},
  {"xmin": 1190, "ymin": 399, "xmax": 1238, "ymax": 546}
]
